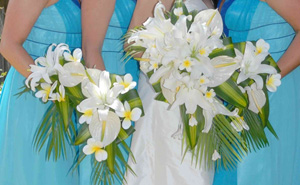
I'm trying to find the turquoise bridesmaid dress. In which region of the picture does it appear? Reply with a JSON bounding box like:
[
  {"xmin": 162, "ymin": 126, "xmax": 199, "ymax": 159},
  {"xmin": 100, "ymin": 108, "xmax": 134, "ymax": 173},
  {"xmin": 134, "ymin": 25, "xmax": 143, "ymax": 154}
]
[
  {"xmin": 214, "ymin": 1, "xmax": 300, "ymax": 185},
  {"xmin": 78, "ymin": 0, "xmax": 140, "ymax": 184},
  {"xmin": 0, "ymin": 0, "xmax": 81, "ymax": 185}
]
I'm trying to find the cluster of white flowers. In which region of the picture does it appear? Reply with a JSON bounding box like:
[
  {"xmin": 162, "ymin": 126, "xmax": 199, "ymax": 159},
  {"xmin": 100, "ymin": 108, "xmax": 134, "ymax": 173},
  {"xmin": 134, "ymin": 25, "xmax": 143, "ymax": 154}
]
[
  {"xmin": 26, "ymin": 44, "xmax": 142, "ymax": 162},
  {"xmin": 236, "ymin": 40, "xmax": 281, "ymax": 115},
  {"xmin": 129, "ymin": 3, "xmax": 241, "ymax": 133},
  {"xmin": 128, "ymin": 2, "xmax": 281, "ymax": 136}
]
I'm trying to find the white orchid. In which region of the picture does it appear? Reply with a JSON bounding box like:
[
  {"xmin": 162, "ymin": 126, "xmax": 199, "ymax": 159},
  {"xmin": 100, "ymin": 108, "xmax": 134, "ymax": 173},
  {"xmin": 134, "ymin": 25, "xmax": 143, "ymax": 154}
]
[
  {"xmin": 113, "ymin": 74, "xmax": 137, "ymax": 94},
  {"xmin": 204, "ymin": 89, "xmax": 216, "ymax": 103},
  {"xmin": 116, "ymin": 101, "xmax": 142, "ymax": 130},
  {"xmin": 83, "ymin": 138, "xmax": 108, "ymax": 162},
  {"xmin": 77, "ymin": 97, "xmax": 100, "ymax": 124},
  {"xmin": 179, "ymin": 57, "xmax": 196, "ymax": 72},
  {"xmin": 266, "ymin": 73, "xmax": 281, "ymax": 92},
  {"xmin": 174, "ymin": 7, "xmax": 183, "ymax": 16},
  {"xmin": 189, "ymin": 115, "xmax": 198, "ymax": 127},
  {"xmin": 63, "ymin": 48, "xmax": 82, "ymax": 63},
  {"xmin": 35, "ymin": 81, "xmax": 57, "ymax": 103},
  {"xmin": 237, "ymin": 42, "xmax": 277, "ymax": 89},
  {"xmin": 212, "ymin": 150, "xmax": 221, "ymax": 161},
  {"xmin": 50, "ymin": 84, "xmax": 65, "ymax": 102},
  {"xmin": 245, "ymin": 83, "xmax": 266, "ymax": 114}
]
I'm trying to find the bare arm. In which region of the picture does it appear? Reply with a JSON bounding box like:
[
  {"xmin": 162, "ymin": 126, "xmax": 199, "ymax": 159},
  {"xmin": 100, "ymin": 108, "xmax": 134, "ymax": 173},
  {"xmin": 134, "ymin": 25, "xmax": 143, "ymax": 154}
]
[
  {"xmin": 0, "ymin": 0, "xmax": 55, "ymax": 78},
  {"xmin": 203, "ymin": 0, "xmax": 214, "ymax": 9},
  {"xmin": 265, "ymin": 0, "xmax": 300, "ymax": 78},
  {"xmin": 81, "ymin": 0, "xmax": 116, "ymax": 70}
]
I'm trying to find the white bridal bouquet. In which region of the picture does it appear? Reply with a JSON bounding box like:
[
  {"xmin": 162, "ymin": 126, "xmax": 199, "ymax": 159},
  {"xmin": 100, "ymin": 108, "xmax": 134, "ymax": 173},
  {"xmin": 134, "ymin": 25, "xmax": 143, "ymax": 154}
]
[
  {"xmin": 22, "ymin": 43, "xmax": 144, "ymax": 184},
  {"xmin": 125, "ymin": 0, "xmax": 281, "ymax": 169}
]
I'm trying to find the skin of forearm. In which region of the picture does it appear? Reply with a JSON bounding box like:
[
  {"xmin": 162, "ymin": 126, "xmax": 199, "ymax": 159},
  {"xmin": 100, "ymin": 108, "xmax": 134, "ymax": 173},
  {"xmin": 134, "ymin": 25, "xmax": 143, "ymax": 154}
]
[
  {"xmin": 277, "ymin": 32, "xmax": 300, "ymax": 78},
  {"xmin": 0, "ymin": 41, "xmax": 34, "ymax": 78},
  {"xmin": 82, "ymin": 0, "xmax": 116, "ymax": 70}
]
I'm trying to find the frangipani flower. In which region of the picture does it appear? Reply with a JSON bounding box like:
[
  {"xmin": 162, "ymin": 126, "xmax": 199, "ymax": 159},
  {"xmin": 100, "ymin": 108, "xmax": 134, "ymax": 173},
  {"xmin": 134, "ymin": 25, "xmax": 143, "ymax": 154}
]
[
  {"xmin": 89, "ymin": 111, "xmax": 121, "ymax": 147},
  {"xmin": 116, "ymin": 101, "xmax": 142, "ymax": 129},
  {"xmin": 237, "ymin": 42, "xmax": 277, "ymax": 89},
  {"xmin": 83, "ymin": 138, "xmax": 107, "ymax": 162},
  {"xmin": 63, "ymin": 48, "xmax": 82, "ymax": 63},
  {"xmin": 77, "ymin": 97, "xmax": 100, "ymax": 124},
  {"xmin": 255, "ymin": 39, "xmax": 270, "ymax": 60},
  {"xmin": 35, "ymin": 81, "xmax": 57, "ymax": 103},
  {"xmin": 266, "ymin": 74, "xmax": 281, "ymax": 92},
  {"xmin": 179, "ymin": 57, "xmax": 195, "ymax": 72},
  {"xmin": 114, "ymin": 74, "xmax": 137, "ymax": 94},
  {"xmin": 204, "ymin": 89, "xmax": 216, "ymax": 103},
  {"xmin": 212, "ymin": 150, "xmax": 221, "ymax": 161},
  {"xmin": 245, "ymin": 83, "xmax": 266, "ymax": 114}
]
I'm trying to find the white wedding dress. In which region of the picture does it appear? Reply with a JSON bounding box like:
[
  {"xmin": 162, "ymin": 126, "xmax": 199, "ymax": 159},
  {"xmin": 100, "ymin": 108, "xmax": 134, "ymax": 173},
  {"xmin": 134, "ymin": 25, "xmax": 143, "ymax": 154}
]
[{"xmin": 125, "ymin": 1, "xmax": 214, "ymax": 185}]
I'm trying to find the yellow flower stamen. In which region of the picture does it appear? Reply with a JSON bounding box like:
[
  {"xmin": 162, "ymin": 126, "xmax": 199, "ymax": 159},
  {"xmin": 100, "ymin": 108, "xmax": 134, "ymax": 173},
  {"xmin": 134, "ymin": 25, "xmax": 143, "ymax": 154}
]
[
  {"xmin": 120, "ymin": 81, "xmax": 130, "ymax": 89},
  {"xmin": 91, "ymin": 146, "xmax": 102, "ymax": 153},
  {"xmin": 267, "ymin": 76, "xmax": 274, "ymax": 86},
  {"xmin": 183, "ymin": 60, "xmax": 191, "ymax": 68},
  {"xmin": 199, "ymin": 48, "xmax": 206, "ymax": 56},
  {"xmin": 255, "ymin": 47, "xmax": 263, "ymax": 55},
  {"xmin": 200, "ymin": 78, "xmax": 206, "ymax": 84},
  {"xmin": 206, "ymin": 91, "xmax": 213, "ymax": 98},
  {"xmin": 153, "ymin": 63, "xmax": 158, "ymax": 69},
  {"xmin": 84, "ymin": 109, "xmax": 93, "ymax": 117},
  {"xmin": 71, "ymin": 73, "xmax": 85, "ymax": 77},
  {"xmin": 124, "ymin": 111, "xmax": 132, "ymax": 120}
]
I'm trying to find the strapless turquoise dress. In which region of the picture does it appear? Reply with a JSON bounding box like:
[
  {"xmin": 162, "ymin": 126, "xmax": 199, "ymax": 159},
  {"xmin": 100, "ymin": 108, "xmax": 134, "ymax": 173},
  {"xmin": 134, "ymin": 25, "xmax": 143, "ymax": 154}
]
[
  {"xmin": 78, "ymin": 0, "xmax": 139, "ymax": 184},
  {"xmin": 214, "ymin": 1, "xmax": 300, "ymax": 185},
  {"xmin": 0, "ymin": 0, "xmax": 81, "ymax": 184}
]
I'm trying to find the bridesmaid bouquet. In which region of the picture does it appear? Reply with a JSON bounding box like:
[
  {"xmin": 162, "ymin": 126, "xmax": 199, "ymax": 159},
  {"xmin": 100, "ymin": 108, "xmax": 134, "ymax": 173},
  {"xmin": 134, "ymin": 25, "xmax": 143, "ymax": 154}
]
[
  {"xmin": 125, "ymin": 0, "xmax": 281, "ymax": 169},
  {"xmin": 23, "ymin": 43, "xmax": 144, "ymax": 184}
]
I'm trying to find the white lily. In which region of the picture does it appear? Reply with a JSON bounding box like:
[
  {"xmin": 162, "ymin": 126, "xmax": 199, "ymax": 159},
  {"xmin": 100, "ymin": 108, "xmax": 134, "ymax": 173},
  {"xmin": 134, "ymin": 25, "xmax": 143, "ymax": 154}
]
[
  {"xmin": 116, "ymin": 101, "xmax": 142, "ymax": 130},
  {"xmin": 63, "ymin": 48, "xmax": 82, "ymax": 63},
  {"xmin": 245, "ymin": 83, "xmax": 266, "ymax": 114},
  {"xmin": 35, "ymin": 81, "xmax": 57, "ymax": 103},
  {"xmin": 82, "ymin": 71, "xmax": 123, "ymax": 115},
  {"xmin": 170, "ymin": 75, "xmax": 211, "ymax": 114},
  {"xmin": 83, "ymin": 138, "xmax": 108, "ymax": 162},
  {"xmin": 202, "ymin": 99, "xmax": 239, "ymax": 133},
  {"xmin": 113, "ymin": 74, "xmax": 137, "ymax": 94},
  {"xmin": 89, "ymin": 111, "xmax": 121, "ymax": 147},
  {"xmin": 266, "ymin": 73, "xmax": 281, "ymax": 92},
  {"xmin": 237, "ymin": 42, "xmax": 277, "ymax": 89},
  {"xmin": 212, "ymin": 150, "xmax": 221, "ymax": 161}
]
